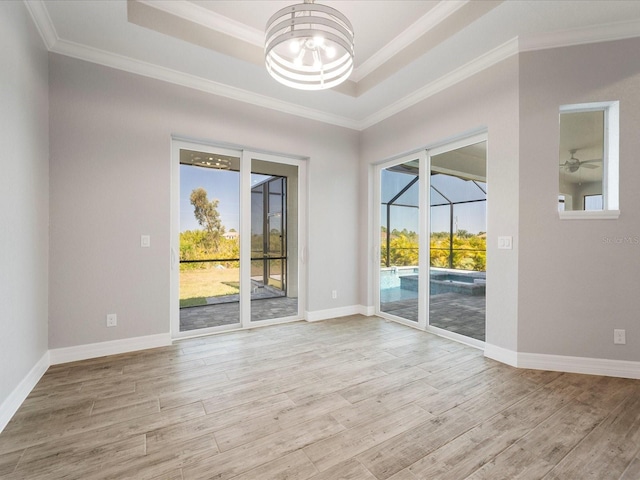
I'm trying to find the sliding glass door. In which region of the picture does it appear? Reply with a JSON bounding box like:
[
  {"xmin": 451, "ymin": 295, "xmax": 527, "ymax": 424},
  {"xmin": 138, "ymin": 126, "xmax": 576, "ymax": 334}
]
[
  {"xmin": 428, "ymin": 140, "xmax": 487, "ymax": 343},
  {"xmin": 171, "ymin": 142, "xmax": 305, "ymax": 338},
  {"xmin": 177, "ymin": 148, "xmax": 241, "ymax": 332},
  {"xmin": 375, "ymin": 135, "xmax": 487, "ymax": 345},
  {"xmin": 377, "ymin": 152, "xmax": 427, "ymax": 328},
  {"xmin": 250, "ymin": 157, "xmax": 299, "ymax": 323}
]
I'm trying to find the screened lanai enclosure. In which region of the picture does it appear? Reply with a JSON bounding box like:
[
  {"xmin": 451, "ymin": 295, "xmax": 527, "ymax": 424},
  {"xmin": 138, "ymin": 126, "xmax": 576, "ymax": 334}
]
[
  {"xmin": 379, "ymin": 141, "xmax": 487, "ymax": 342},
  {"xmin": 177, "ymin": 148, "xmax": 299, "ymax": 333}
]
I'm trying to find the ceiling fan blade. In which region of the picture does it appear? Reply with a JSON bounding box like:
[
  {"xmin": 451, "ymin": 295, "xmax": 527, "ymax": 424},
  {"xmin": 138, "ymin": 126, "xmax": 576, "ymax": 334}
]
[
  {"xmin": 581, "ymin": 159, "xmax": 602, "ymax": 164},
  {"xmin": 580, "ymin": 163, "xmax": 599, "ymax": 169}
]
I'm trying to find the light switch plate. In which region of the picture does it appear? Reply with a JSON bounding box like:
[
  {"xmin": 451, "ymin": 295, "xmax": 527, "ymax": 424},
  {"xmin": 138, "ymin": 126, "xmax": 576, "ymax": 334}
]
[{"xmin": 141, "ymin": 235, "xmax": 151, "ymax": 248}]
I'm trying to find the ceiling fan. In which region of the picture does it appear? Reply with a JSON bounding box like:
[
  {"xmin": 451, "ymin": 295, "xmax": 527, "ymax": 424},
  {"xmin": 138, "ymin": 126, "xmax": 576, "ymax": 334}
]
[{"xmin": 559, "ymin": 149, "xmax": 602, "ymax": 173}]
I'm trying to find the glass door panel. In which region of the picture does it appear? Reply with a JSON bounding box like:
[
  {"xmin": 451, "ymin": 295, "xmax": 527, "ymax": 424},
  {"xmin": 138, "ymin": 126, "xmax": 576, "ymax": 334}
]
[
  {"xmin": 429, "ymin": 141, "xmax": 487, "ymax": 341},
  {"xmin": 178, "ymin": 149, "xmax": 241, "ymax": 332},
  {"xmin": 379, "ymin": 159, "xmax": 420, "ymax": 322},
  {"xmin": 250, "ymin": 159, "xmax": 299, "ymax": 322}
]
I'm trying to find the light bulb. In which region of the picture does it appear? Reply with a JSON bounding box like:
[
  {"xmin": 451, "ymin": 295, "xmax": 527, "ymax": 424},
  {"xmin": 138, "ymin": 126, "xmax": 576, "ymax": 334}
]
[{"xmin": 313, "ymin": 35, "xmax": 324, "ymax": 47}]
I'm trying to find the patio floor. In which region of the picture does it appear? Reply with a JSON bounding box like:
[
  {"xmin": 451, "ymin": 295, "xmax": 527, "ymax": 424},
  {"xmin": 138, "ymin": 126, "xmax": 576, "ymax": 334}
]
[
  {"xmin": 180, "ymin": 296, "xmax": 299, "ymax": 331},
  {"xmin": 381, "ymin": 291, "xmax": 486, "ymax": 341},
  {"xmin": 182, "ymin": 291, "xmax": 485, "ymax": 341}
]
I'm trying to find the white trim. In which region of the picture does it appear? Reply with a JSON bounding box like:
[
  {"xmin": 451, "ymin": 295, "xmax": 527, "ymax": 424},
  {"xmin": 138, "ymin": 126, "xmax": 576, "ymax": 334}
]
[
  {"xmin": 24, "ymin": 1, "xmax": 640, "ymax": 131},
  {"xmin": 518, "ymin": 352, "xmax": 640, "ymax": 380},
  {"xmin": 50, "ymin": 39, "xmax": 361, "ymax": 131},
  {"xmin": 484, "ymin": 342, "xmax": 518, "ymax": 367},
  {"xmin": 351, "ymin": 0, "xmax": 469, "ymax": 82},
  {"xmin": 305, "ymin": 305, "xmax": 364, "ymax": 322},
  {"xmin": 359, "ymin": 305, "xmax": 375, "ymax": 316},
  {"xmin": 558, "ymin": 210, "xmax": 620, "ymax": 220},
  {"xmin": 520, "ymin": 18, "xmax": 640, "ymax": 53},
  {"xmin": 23, "ymin": 0, "xmax": 58, "ymax": 49},
  {"xmin": 358, "ymin": 38, "xmax": 519, "ymax": 130},
  {"xmin": 558, "ymin": 100, "xmax": 619, "ymax": 218},
  {"xmin": 0, "ymin": 351, "xmax": 50, "ymax": 433},
  {"xmin": 137, "ymin": 0, "xmax": 263, "ymax": 47},
  {"xmin": 426, "ymin": 326, "xmax": 485, "ymax": 350},
  {"xmin": 484, "ymin": 344, "xmax": 640, "ymax": 380},
  {"xmin": 49, "ymin": 333, "xmax": 171, "ymax": 365}
]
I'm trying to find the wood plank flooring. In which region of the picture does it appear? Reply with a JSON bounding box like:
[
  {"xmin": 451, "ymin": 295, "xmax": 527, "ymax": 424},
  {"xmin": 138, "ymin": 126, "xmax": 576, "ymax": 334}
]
[{"xmin": 1, "ymin": 315, "xmax": 639, "ymax": 479}]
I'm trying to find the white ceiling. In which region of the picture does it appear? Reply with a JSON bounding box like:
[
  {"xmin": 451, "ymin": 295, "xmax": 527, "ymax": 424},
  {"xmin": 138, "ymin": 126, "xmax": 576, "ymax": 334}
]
[{"xmin": 26, "ymin": 0, "xmax": 640, "ymax": 130}]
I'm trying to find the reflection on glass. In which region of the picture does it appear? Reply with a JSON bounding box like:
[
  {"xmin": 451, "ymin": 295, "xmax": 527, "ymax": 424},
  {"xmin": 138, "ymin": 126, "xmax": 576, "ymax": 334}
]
[
  {"xmin": 178, "ymin": 150, "xmax": 241, "ymax": 331},
  {"xmin": 251, "ymin": 160, "xmax": 298, "ymax": 322},
  {"xmin": 429, "ymin": 142, "xmax": 486, "ymax": 341},
  {"xmin": 379, "ymin": 161, "xmax": 419, "ymax": 322},
  {"xmin": 559, "ymin": 110, "xmax": 604, "ymax": 211}
]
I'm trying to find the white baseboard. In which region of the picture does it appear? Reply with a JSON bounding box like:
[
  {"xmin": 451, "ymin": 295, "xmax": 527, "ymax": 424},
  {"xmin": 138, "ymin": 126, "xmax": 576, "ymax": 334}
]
[
  {"xmin": 0, "ymin": 350, "xmax": 50, "ymax": 433},
  {"xmin": 305, "ymin": 305, "xmax": 369, "ymax": 322},
  {"xmin": 359, "ymin": 305, "xmax": 376, "ymax": 316},
  {"xmin": 484, "ymin": 343, "xmax": 640, "ymax": 379},
  {"xmin": 49, "ymin": 333, "xmax": 172, "ymax": 365},
  {"xmin": 484, "ymin": 343, "xmax": 518, "ymax": 367},
  {"xmin": 517, "ymin": 351, "xmax": 640, "ymax": 380}
]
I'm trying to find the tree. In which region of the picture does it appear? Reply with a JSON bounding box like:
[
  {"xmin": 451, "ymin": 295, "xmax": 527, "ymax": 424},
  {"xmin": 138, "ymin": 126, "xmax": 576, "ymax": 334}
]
[{"xmin": 190, "ymin": 188, "xmax": 225, "ymax": 248}]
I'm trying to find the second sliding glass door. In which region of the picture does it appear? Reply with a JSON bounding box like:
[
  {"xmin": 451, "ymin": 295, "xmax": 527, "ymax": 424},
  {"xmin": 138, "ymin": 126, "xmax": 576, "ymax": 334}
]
[{"xmin": 375, "ymin": 135, "xmax": 487, "ymax": 345}]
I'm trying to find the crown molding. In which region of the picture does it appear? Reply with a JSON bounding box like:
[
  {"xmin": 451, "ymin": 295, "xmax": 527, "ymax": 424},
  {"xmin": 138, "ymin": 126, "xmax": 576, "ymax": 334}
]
[
  {"xmin": 24, "ymin": 1, "xmax": 640, "ymax": 132},
  {"xmin": 356, "ymin": 37, "xmax": 519, "ymax": 130},
  {"xmin": 351, "ymin": 0, "xmax": 469, "ymax": 82},
  {"xmin": 136, "ymin": 0, "xmax": 263, "ymax": 47},
  {"xmin": 50, "ymin": 38, "xmax": 360, "ymax": 130},
  {"xmin": 23, "ymin": 0, "xmax": 58, "ymax": 49},
  {"xmin": 520, "ymin": 18, "xmax": 640, "ymax": 52}
]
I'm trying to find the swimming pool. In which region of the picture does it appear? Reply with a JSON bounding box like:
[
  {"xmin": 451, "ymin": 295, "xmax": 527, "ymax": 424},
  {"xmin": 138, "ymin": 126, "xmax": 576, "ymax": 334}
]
[{"xmin": 381, "ymin": 267, "xmax": 485, "ymax": 296}]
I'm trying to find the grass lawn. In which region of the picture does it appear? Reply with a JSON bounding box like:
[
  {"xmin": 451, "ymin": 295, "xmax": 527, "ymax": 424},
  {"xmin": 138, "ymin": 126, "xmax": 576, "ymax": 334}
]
[{"xmin": 180, "ymin": 267, "xmax": 240, "ymax": 307}]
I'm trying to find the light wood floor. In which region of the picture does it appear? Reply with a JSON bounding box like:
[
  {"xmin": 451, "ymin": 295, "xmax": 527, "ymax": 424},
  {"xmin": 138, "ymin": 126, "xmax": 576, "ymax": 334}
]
[{"xmin": 1, "ymin": 315, "xmax": 640, "ymax": 480}]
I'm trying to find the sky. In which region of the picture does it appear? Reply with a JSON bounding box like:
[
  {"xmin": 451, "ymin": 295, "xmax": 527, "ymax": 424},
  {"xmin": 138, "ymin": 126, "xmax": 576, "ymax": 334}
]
[
  {"xmin": 381, "ymin": 170, "xmax": 487, "ymax": 234},
  {"xmin": 180, "ymin": 165, "xmax": 240, "ymax": 233},
  {"xmin": 180, "ymin": 165, "xmax": 273, "ymax": 233},
  {"xmin": 181, "ymin": 164, "xmax": 486, "ymax": 235}
]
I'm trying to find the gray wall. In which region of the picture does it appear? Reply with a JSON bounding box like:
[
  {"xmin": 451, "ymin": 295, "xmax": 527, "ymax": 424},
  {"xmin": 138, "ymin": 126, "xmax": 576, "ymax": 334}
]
[
  {"xmin": 0, "ymin": 2, "xmax": 50, "ymax": 407},
  {"xmin": 48, "ymin": 54, "xmax": 360, "ymax": 348},
  {"xmin": 518, "ymin": 37, "xmax": 640, "ymax": 360},
  {"xmin": 359, "ymin": 57, "xmax": 521, "ymax": 352}
]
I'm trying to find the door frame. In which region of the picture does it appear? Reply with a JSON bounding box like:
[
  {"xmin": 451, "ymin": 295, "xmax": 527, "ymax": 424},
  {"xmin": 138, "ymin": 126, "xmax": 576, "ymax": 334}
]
[
  {"xmin": 373, "ymin": 131, "xmax": 487, "ymax": 347},
  {"xmin": 425, "ymin": 132, "xmax": 487, "ymax": 349},
  {"xmin": 170, "ymin": 139, "xmax": 307, "ymax": 339},
  {"xmin": 373, "ymin": 150, "xmax": 428, "ymax": 330}
]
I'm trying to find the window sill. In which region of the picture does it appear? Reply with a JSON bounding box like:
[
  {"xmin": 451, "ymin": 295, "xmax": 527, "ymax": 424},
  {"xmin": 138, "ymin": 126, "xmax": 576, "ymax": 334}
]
[{"xmin": 558, "ymin": 210, "xmax": 620, "ymax": 220}]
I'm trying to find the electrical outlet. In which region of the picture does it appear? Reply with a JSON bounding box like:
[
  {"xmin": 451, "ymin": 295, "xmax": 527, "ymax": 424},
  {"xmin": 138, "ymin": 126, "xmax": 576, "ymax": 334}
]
[
  {"xmin": 614, "ymin": 329, "xmax": 626, "ymax": 345},
  {"xmin": 331, "ymin": 290, "xmax": 338, "ymax": 299},
  {"xmin": 498, "ymin": 236, "xmax": 513, "ymax": 249},
  {"xmin": 106, "ymin": 314, "xmax": 117, "ymax": 327},
  {"xmin": 141, "ymin": 235, "xmax": 150, "ymax": 248}
]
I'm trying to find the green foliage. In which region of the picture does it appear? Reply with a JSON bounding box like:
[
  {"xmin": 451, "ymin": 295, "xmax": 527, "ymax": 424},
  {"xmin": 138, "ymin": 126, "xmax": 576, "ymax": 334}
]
[
  {"xmin": 381, "ymin": 229, "xmax": 486, "ymax": 271},
  {"xmin": 180, "ymin": 230, "xmax": 239, "ymax": 269},
  {"xmin": 190, "ymin": 187, "xmax": 225, "ymax": 248}
]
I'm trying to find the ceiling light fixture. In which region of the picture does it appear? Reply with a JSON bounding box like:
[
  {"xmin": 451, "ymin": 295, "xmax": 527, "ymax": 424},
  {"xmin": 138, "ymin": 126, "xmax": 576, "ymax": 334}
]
[{"xmin": 265, "ymin": 0, "xmax": 354, "ymax": 91}]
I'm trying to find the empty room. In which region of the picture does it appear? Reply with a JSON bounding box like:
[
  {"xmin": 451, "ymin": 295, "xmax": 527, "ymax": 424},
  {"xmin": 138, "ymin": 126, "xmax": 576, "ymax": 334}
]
[{"xmin": 2, "ymin": 0, "xmax": 640, "ymax": 478}]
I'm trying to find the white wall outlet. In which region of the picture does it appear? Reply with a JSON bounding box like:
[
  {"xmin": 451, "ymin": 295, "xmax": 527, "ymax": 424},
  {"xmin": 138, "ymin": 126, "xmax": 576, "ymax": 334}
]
[
  {"xmin": 106, "ymin": 314, "xmax": 117, "ymax": 327},
  {"xmin": 498, "ymin": 236, "xmax": 513, "ymax": 249},
  {"xmin": 331, "ymin": 290, "xmax": 338, "ymax": 299},
  {"xmin": 614, "ymin": 329, "xmax": 626, "ymax": 345},
  {"xmin": 141, "ymin": 235, "xmax": 151, "ymax": 248}
]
